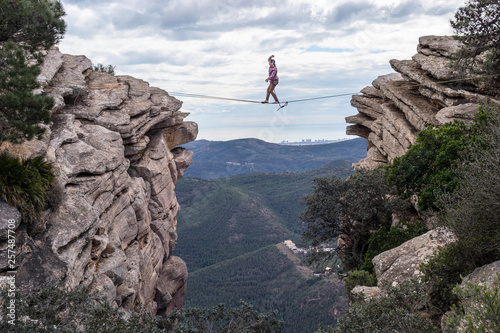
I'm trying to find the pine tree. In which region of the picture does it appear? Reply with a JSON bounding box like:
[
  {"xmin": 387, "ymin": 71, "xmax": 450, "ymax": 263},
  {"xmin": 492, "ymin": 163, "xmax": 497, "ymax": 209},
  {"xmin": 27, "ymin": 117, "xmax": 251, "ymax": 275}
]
[
  {"xmin": 450, "ymin": 0, "xmax": 500, "ymax": 94},
  {"xmin": 0, "ymin": 0, "xmax": 66, "ymax": 143}
]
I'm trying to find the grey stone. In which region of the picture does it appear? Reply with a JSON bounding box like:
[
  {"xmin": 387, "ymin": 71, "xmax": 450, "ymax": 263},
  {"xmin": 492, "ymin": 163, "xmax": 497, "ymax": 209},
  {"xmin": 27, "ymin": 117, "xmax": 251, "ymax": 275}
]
[
  {"xmin": 0, "ymin": 200, "xmax": 21, "ymax": 242},
  {"xmin": 351, "ymin": 285, "xmax": 383, "ymax": 302},
  {"xmin": 347, "ymin": 35, "xmax": 500, "ymax": 169},
  {"xmin": 461, "ymin": 260, "xmax": 500, "ymax": 289},
  {"xmin": 0, "ymin": 47, "xmax": 197, "ymax": 317},
  {"xmin": 373, "ymin": 227, "xmax": 457, "ymax": 288}
]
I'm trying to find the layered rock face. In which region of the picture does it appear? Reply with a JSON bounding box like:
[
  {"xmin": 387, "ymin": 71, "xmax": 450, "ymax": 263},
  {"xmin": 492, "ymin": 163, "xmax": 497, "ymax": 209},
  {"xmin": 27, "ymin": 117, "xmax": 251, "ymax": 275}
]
[
  {"xmin": 347, "ymin": 35, "xmax": 500, "ymax": 169},
  {"xmin": 0, "ymin": 47, "xmax": 197, "ymax": 316},
  {"xmin": 346, "ymin": 37, "xmax": 500, "ymax": 327}
]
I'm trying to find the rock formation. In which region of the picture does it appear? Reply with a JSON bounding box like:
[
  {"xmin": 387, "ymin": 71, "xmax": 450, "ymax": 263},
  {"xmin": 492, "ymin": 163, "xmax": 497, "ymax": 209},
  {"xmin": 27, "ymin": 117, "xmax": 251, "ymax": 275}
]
[
  {"xmin": 346, "ymin": 36, "xmax": 500, "ymax": 306},
  {"xmin": 0, "ymin": 47, "xmax": 198, "ymax": 316},
  {"xmin": 351, "ymin": 227, "xmax": 457, "ymax": 301},
  {"xmin": 347, "ymin": 35, "xmax": 500, "ymax": 169}
]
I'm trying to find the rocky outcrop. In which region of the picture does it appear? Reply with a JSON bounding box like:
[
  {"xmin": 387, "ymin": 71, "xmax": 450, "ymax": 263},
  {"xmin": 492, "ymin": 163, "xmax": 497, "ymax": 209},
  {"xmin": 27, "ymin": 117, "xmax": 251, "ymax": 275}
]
[
  {"xmin": 0, "ymin": 47, "xmax": 197, "ymax": 316},
  {"xmin": 461, "ymin": 260, "xmax": 500, "ymax": 288},
  {"xmin": 351, "ymin": 227, "xmax": 457, "ymax": 301},
  {"xmin": 347, "ymin": 35, "xmax": 500, "ymax": 169},
  {"xmin": 372, "ymin": 227, "xmax": 456, "ymax": 288},
  {"xmin": 441, "ymin": 260, "xmax": 500, "ymax": 332}
]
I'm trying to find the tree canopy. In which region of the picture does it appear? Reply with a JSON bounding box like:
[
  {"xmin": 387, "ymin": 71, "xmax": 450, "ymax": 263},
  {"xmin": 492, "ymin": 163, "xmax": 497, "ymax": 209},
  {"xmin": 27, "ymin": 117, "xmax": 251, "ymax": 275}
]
[
  {"xmin": 0, "ymin": 0, "xmax": 66, "ymax": 143},
  {"xmin": 0, "ymin": 0, "xmax": 66, "ymax": 52},
  {"xmin": 450, "ymin": 0, "xmax": 500, "ymax": 93},
  {"xmin": 301, "ymin": 168, "xmax": 401, "ymax": 271}
]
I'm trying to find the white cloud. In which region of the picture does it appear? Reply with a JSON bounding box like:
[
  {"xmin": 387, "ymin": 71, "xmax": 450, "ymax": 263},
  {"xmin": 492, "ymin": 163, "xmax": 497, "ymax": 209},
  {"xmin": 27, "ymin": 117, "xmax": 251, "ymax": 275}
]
[{"xmin": 57, "ymin": 0, "xmax": 466, "ymax": 142}]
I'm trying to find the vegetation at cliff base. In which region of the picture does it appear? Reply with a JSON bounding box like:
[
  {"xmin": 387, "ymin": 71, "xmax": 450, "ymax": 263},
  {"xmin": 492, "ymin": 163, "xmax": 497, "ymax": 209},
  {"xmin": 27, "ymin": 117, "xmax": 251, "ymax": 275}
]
[
  {"xmin": 1, "ymin": 286, "xmax": 284, "ymax": 332},
  {"xmin": 300, "ymin": 167, "xmax": 406, "ymax": 272},
  {"xmin": 0, "ymin": 286, "xmax": 171, "ymax": 332},
  {"xmin": 420, "ymin": 103, "xmax": 500, "ymax": 311},
  {"xmin": 0, "ymin": 0, "xmax": 66, "ymax": 143},
  {"xmin": 320, "ymin": 280, "xmax": 437, "ymax": 333}
]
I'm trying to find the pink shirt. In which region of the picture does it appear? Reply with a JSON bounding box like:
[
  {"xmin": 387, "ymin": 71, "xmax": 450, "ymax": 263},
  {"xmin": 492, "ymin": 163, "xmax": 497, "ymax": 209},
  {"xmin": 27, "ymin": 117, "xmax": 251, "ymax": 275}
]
[{"xmin": 268, "ymin": 66, "xmax": 278, "ymax": 81}]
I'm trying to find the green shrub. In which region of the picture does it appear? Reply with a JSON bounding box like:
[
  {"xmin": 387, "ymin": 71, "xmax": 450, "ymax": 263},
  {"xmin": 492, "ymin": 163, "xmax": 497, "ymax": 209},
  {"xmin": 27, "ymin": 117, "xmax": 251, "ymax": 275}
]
[
  {"xmin": 437, "ymin": 104, "xmax": 500, "ymax": 267},
  {"xmin": 420, "ymin": 242, "xmax": 474, "ymax": 311},
  {"xmin": 0, "ymin": 0, "xmax": 66, "ymax": 143},
  {"xmin": 0, "ymin": 286, "xmax": 283, "ymax": 332},
  {"xmin": 386, "ymin": 106, "xmax": 500, "ymax": 214},
  {"xmin": 343, "ymin": 270, "xmax": 377, "ymax": 303},
  {"xmin": 301, "ymin": 168, "xmax": 404, "ymax": 271},
  {"xmin": 0, "ymin": 152, "xmax": 54, "ymax": 226},
  {"xmin": 333, "ymin": 279, "xmax": 437, "ymax": 332},
  {"xmin": 0, "ymin": 286, "xmax": 171, "ymax": 332},
  {"xmin": 385, "ymin": 120, "xmax": 470, "ymax": 212},
  {"xmin": 0, "ymin": 41, "xmax": 54, "ymax": 143},
  {"xmin": 93, "ymin": 63, "xmax": 116, "ymax": 75},
  {"xmin": 361, "ymin": 222, "xmax": 428, "ymax": 273},
  {"xmin": 422, "ymin": 104, "xmax": 500, "ymax": 311},
  {"xmin": 446, "ymin": 274, "xmax": 500, "ymax": 332}
]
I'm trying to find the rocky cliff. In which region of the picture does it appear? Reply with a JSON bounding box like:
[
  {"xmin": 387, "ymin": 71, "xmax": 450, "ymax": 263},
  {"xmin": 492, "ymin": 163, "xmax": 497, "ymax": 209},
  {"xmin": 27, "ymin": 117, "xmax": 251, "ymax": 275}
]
[
  {"xmin": 0, "ymin": 47, "xmax": 198, "ymax": 316},
  {"xmin": 346, "ymin": 36, "xmax": 500, "ymax": 330},
  {"xmin": 347, "ymin": 35, "xmax": 500, "ymax": 169}
]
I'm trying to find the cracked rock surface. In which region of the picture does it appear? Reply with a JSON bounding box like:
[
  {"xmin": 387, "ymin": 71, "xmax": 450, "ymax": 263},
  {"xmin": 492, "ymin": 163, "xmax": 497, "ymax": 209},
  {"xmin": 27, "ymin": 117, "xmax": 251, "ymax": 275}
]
[
  {"xmin": 0, "ymin": 47, "xmax": 198, "ymax": 316},
  {"xmin": 347, "ymin": 35, "xmax": 500, "ymax": 169}
]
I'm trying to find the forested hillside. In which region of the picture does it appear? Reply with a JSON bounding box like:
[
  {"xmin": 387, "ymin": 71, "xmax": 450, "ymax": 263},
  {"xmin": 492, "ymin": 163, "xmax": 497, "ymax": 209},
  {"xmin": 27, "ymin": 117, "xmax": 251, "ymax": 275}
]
[
  {"xmin": 175, "ymin": 160, "xmax": 354, "ymax": 272},
  {"xmin": 174, "ymin": 160, "xmax": 354, "ymax": 332},
  {"xmin": 185, "ymin": 244, "xmax": 346, "ymax": 333}
]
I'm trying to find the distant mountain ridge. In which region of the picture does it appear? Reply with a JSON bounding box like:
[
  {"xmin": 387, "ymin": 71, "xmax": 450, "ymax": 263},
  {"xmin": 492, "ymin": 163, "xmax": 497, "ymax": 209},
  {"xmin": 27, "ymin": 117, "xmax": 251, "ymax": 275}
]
[{"xmin": 180, "ymin": 137, "xmax": 367, "ymax": 179}]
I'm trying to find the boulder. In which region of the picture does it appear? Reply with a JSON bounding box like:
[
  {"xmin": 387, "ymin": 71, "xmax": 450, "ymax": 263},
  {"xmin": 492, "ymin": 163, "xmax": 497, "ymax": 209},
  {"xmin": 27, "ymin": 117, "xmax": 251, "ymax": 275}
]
[
  {"xmin": 350, "ymin": 285, "xmax": 383, "ymax": 302},
  {"xmin": 435, "ymin": 103, "xmax": 481, "ymax": 125},
  {"xmin": 461, "ymin": 260, "xmax": 500, "ymax": 289},
  {"xmin": 372, "ymin": 227, "xmax": 457, "ymax": 288},
  {"xmin": 155, "ymin": 256, "xmax": 188, "ymax": 316},
  {"xmin": 441, "ymin": 261, "xmax": 500, "ymax": 332}
]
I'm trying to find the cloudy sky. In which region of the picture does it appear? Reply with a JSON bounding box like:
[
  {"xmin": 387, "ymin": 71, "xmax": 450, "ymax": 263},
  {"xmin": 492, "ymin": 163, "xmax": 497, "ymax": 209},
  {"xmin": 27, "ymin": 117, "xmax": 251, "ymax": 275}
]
[{"xmin": 57, "ymin": 0, "xmax": 466, "ymax": 143}]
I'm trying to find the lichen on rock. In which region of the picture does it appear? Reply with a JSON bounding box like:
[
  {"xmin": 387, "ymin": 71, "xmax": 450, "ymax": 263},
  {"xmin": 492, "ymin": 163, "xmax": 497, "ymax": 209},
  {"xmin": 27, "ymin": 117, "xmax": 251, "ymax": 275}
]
[
  {"xmin": 0, "ymin": 47, "xmax": 198, "ymax": 316},
  {"xmin": 347, "ymin": 35, "xmax": 500, "ymax": 169}
]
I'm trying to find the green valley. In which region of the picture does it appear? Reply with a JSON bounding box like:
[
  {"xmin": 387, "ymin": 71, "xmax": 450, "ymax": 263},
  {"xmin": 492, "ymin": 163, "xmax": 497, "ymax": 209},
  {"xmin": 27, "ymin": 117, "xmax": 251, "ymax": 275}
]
[
  {"xmin": 185, "ymin": 244, "xmax": 346, "ymax": 333},
  {"xmin": 174, "ymin": 154, "xmax": 362, "ymax": 331},
  {"xmin": 175, "ymin": 160, "xmax": 354, "ymax": 272}
]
